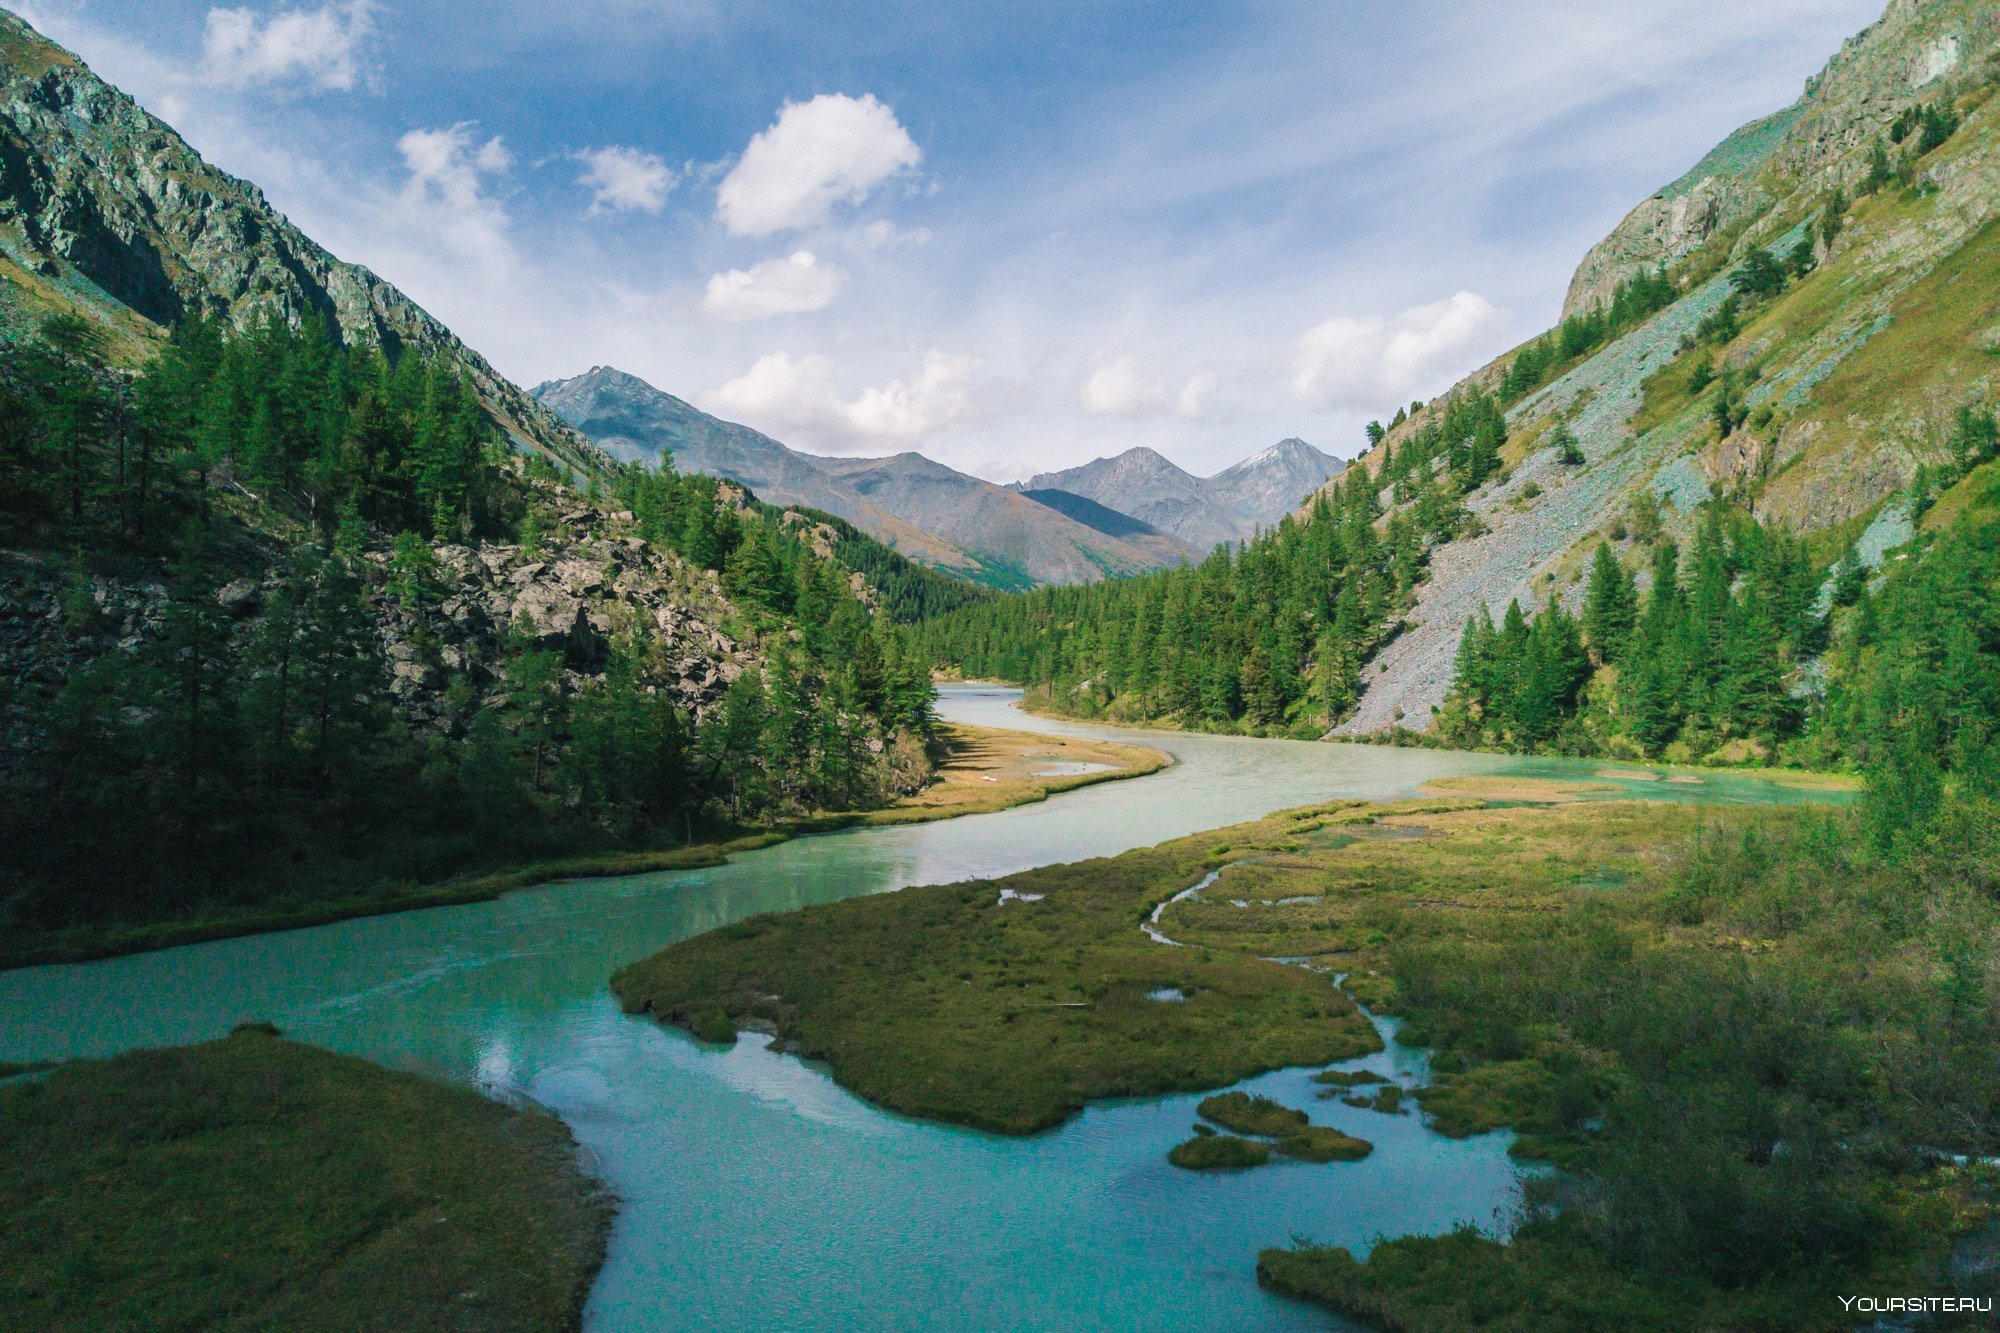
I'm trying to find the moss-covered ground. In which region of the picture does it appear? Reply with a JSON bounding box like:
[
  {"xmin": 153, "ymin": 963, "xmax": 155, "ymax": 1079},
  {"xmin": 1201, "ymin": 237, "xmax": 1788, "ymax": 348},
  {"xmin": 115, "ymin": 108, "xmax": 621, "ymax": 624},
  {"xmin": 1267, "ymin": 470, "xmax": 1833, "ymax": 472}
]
[{"xmin": 0, "ymin": 1027, "xmax": 609, "ymax": 1331}]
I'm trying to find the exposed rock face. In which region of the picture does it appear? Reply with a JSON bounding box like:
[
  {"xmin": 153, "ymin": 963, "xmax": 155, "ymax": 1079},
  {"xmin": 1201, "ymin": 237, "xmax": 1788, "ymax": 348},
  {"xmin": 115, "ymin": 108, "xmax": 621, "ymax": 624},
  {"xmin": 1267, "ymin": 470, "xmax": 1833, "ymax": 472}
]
[
  {"xmin": 0, "ymin": 501, "xmax": 745, "ymax": 771},
  {"xmin": 534, "ymin": 365, "xmax": 1194, "ymax": 587},
  {"xmin": 369, "ymin": 521, "xmax": 743, "ymax": 731},
  {"xmin": 0, "ymin": 11, "xmax": 599, "ymax": 474}
]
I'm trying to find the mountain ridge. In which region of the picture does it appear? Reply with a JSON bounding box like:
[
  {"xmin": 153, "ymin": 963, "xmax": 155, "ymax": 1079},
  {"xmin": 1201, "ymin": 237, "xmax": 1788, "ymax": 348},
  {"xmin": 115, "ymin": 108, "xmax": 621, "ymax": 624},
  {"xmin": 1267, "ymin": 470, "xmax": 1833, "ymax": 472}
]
[
  {"xmin": 0, "ymin": 11, "xmax": 602, "ymax": 478},
  {"xmin": 533, "ymin": 364, "xmax": 1202, "ymax": 587}
]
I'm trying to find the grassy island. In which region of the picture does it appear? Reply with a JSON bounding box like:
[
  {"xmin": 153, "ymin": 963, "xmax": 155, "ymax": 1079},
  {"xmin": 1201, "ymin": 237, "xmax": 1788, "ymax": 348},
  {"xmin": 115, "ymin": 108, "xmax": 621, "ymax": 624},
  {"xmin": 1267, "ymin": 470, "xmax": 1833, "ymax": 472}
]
[
  {"xmin": 1198, "ymin": 1091, "xmax": 1309, "ymax": 1137},
  {"xmin": 613, "ymin": 800, "xmax": 1385, "ymax": 1134},
  {"xmin": 1274, "ymin": 1126, "xmax": 1374, "ymax": 1163},
  {"xmin": 1169, "ymin": 1133, "xmax": 1272, "ymax": 1170},
  {"xmin": 0, "ymin": 1027, "xmax": 609, "ymax": 1331}
]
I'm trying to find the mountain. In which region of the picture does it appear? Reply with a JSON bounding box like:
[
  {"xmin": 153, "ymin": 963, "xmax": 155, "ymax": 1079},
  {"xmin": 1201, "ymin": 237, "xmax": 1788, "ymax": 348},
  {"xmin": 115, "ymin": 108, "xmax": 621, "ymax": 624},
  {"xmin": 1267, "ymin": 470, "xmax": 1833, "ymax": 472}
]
[
  {"xmin": 1325, "ymin": 0, "xmax": 2000, "ymax": 736},
  {"xmin": 1016, "ymin": 488, "xmax": 1172, "ymax": 542},
  {"xmin": 1026, "ymin": 439, "xmax": 1344, "ymax": 551},
  {"xmin": 0, "ymin": 12, "xmax": 600, "ymax": 478},
  {"xmin": 918, "ymin": 0, "xmax": 2000, "ymax": 763},
  {"xmin": 0, "ymin": 10, "xmax": 949, "ymax": 956},
  {"xmin": 1208, "ymin": 438, "xmax": 1349, "ymax": 528},
  {"xmin": 529, "ymin": 367, "xmax": 987, "ymax": 578},
  {"xmin": 534, "ymin": 365, "xmax": 1198, "ymax": 588}
]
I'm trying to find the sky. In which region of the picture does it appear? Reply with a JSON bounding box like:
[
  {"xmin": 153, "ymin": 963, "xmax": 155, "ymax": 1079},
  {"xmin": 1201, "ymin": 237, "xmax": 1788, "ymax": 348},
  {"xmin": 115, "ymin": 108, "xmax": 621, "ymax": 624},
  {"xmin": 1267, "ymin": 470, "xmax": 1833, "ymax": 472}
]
[{"xmin": 17, "ymin": 0, "xmax": 1885, "ymax": 480}]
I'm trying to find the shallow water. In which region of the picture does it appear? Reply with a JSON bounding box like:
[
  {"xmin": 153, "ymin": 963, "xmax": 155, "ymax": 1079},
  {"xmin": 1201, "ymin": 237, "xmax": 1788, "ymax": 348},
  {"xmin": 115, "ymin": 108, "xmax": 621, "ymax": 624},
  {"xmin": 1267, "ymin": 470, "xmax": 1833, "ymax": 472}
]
[{"xmin": 0, "ymin": 686, "xmax": 1843, "ymax": 1331}]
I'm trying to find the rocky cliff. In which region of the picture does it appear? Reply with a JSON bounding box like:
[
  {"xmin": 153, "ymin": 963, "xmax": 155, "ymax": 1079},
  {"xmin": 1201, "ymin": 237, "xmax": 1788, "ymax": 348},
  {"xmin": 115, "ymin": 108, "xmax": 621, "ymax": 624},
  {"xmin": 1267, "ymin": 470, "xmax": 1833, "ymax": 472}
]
[{"xmin": 1563, "ymin": 0, "xmax": 2000, "ymax": 317}]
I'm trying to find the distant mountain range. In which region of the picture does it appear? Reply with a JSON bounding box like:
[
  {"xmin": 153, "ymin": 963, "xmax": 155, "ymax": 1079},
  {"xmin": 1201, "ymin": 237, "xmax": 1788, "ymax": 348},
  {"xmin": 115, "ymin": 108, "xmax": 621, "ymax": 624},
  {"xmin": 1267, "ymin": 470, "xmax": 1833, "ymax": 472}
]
[
  {"xmin": 1024, "ymin": 440, "xmax": 1345, "ymax": 551},
  {"xmin": 535, "ymin": 367, "xmax": 1341, "ymax": 588}
]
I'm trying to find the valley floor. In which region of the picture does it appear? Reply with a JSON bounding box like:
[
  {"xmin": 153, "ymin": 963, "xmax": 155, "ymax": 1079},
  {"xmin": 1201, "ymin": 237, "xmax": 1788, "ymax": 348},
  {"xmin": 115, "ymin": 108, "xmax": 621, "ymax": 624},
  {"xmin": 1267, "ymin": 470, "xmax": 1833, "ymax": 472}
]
[{"xmin": 615, "ymin": 777, "xmax": 1996, "ymax": 1329}]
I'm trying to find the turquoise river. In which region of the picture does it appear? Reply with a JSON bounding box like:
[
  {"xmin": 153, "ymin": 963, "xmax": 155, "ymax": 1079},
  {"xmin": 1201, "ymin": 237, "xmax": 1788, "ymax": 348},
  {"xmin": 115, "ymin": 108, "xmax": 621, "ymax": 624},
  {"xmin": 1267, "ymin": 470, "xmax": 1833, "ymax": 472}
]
[{"xmin": 0, "ymin": 685, "xmax": 1846, "ymax": 1331}]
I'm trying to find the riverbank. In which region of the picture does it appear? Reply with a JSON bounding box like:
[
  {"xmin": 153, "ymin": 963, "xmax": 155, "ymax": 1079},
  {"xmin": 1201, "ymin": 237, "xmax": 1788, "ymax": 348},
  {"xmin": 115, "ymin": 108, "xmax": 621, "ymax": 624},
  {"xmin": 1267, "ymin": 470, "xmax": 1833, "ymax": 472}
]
[
  {"xmin": 0, "ymin": 1026, "xmax": 610, "ymax": 1330},
  {"xmin": 991, "ymin": 679, "xmax": 1868, "ymax": 790},
  {"xmin": 0, "ymin": 722, "xmax": 1167, "ymax": 971},
  {"xmin": 616, "ymin": 779, "xmax": 1996, "ymax": 1326}
]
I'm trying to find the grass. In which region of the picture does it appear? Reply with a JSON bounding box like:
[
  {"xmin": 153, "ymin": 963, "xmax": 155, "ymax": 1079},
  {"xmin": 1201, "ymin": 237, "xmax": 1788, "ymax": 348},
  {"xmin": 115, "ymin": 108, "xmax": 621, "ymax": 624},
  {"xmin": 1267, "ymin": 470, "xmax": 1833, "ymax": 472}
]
[
  {"xmin": 1275, "ymin": 1126, "xmax": 1374, "ymax": 1163},
  {"xmin": 1169, "ymin": 1134, "xmax": 1271, "ymax": 1170},
  {"xmin": 0, "ymin": 722, "xmax": 1164, "ymax": 971},
  {"xmin": 1312, "ymin": 1069, "xmax": 1385, "ymax": 1089},
  {"xmin": 1342, "ymin": 1084, "xmax": 1405, "ymax": 1114},
  {"xmin": 612, "ymin": 800, "xmax": 1384, "ymax": 1135},
  {"xmin": 1198, "ymin": 1091, "xmax": 1309, "ymax": 1136},
  {"xmin": 0, "ymin": 1027, "xmax": 609, "ymax": 1331}
]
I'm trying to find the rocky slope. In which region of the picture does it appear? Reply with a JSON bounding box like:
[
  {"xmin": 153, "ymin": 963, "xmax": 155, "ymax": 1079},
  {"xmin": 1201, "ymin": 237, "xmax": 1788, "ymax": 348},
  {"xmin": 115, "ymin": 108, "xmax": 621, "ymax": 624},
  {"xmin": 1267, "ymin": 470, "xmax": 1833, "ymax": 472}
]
[
  {"xmin": 0, "ymin": 10, "xmax": 599, "ymax": 475},
  {"xmin": 1332, "ymin": 0, "xmax": 2000, "ymax": 736},
  {"xmin": 1026, "ymin": 439, "xmax": 1343, "ymax": 552},
  {"xmin": 0, "ymin": 470, "xmax": 748, "ymax": 773},
  {"xmin": 1564, "ymin": 0, "xmax": 1999, "ymax": 316},
  {"xmin": 535, "ymin": 365, "xmax": 1197, "ymax": 587}
]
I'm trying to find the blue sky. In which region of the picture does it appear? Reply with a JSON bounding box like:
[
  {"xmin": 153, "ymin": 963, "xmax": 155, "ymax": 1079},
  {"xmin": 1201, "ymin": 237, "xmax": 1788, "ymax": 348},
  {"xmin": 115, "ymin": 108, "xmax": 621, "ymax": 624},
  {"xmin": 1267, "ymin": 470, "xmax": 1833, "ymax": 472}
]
[{"xmin": 22, "ymin": 0, "xmax": 1883, "ymax": 479}]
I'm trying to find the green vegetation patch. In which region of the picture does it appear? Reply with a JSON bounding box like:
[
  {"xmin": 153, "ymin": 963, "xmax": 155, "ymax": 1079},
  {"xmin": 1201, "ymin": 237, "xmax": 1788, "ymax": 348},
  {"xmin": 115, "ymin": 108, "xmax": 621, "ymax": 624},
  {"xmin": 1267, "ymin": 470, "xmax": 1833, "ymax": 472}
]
[
  {"xmin": 1416, "ymin": 1059, "xmax": 1558, "ymax": 1137},
  {"xmin": 1342, "ymin": 1083, "xmax": 1405, "ymax": 1115},
  {"xmin": 1168, "ymin": 1133, "xmax": 1272, "ymax": 1171},
  {"xmin": 1311, "ymin": 1068, "xmax": 1385, "ymax": 1088},
  {"xmin": 1198, "ymin": 1091, "xmax": 1309, "ymax": 1137},
  {"xmin": 0, "ymin": 1028, "xmax": 609, "ymax": 1331},
  {"xmin": 613, "ymin": 808, "xmax": 1382, "ymax": 1135},
  {"xmin": 1275, "ymin": 1126, "xmax": 1374, "ymax": 1163}
]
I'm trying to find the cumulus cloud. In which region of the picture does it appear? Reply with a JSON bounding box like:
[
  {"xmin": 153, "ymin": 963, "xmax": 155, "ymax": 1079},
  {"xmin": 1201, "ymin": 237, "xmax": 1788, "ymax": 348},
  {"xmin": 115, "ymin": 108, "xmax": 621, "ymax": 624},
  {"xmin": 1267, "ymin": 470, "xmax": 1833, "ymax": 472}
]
[
  {"xmin": 1080, "ymin": 356, "xmax": 1218, "ymax": 420},
  {"xmin": 702, "ymin": 251, "xmax": 848, "ymax": 321},
  {"xmin": 575, "ymin": 145, "xmax": 678, "ymax": 214},
  {"xmin": 202, "ymin": 1, "xmax": 374, "ymax": 91},
  {"xmin": 716, "ymin": 93, "xmax": 921, "ymax": 236},
  {"xmin": 701, "ymin": 349, "xmax": 985, "ymax": 449},
  {"xmin": 396, "ymin": 123, "xmax": 515, "ymax": 275},
  {"xmin": 1290, "ymin": 292, "xmax": 1507, "ymax": 412}
]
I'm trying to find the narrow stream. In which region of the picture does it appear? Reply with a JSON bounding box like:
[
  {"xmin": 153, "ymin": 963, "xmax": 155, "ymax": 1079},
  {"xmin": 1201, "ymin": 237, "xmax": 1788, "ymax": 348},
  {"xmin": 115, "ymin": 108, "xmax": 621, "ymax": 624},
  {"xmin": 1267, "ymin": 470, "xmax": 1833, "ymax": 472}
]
[{"xmin": 0, "ymin": 686, "xmax": 1844, "ymax": 1331}]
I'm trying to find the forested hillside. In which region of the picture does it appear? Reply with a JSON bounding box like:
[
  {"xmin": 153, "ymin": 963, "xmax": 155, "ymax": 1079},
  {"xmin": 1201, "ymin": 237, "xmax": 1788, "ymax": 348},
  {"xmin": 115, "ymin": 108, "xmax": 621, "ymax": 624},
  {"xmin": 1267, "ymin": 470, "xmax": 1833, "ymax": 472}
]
[{"xmin": 0, "ymin": 304, "xmax": 934, "ymax": 962}]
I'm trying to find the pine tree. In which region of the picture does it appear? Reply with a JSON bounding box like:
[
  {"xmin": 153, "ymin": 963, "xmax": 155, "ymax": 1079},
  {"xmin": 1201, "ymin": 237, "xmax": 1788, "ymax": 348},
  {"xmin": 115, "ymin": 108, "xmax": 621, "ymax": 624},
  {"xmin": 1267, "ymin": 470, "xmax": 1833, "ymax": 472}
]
[{"xmin": 1582, "ymin": 542, "xmax": 1637, "ymax": 665}]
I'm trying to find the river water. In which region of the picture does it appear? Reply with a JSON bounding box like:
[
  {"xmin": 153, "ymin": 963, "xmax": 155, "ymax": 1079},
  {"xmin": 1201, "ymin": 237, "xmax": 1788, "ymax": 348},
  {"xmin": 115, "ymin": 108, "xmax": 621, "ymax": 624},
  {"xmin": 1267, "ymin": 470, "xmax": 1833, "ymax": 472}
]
[{"xmin": 0, "ymin": 686, "xmax": 1843, "ymax": 1331}]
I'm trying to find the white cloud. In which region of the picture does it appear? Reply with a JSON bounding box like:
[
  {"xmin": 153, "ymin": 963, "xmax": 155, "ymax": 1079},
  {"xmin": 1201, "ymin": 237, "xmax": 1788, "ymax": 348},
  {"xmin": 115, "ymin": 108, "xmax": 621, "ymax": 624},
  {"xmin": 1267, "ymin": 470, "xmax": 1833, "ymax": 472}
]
[
  {"xmin": 202, "ymin": 1, "xmax": 374, "ymax": 91},
  {"xmin": 1080, "ymin": 356, "xmax": 1218, "ymax": 420},
  {"xmin": 701, "ymin": 349, "xmax": 985, "ymax": 449},
  {"xmin": 859, "ymin": 219, "xmax": 932, "ymax": 249},
  {"xmin": 715, "ymin": 93, "xmax": 921, "ymax": 236},
  {"xmin": 396, "ymin": 123, "xmax": 516, "ymax": 275},
  {"xmin": 575, "ymin": 145, "xmax": 678, "ymax": 214},
  {"xmin": 1291, "ymin": 292, "xmax": 1507, "ymax": 412},
  {"xmin": 702, "ymin": 251, "xmax": 848, "ymax": 321}
]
